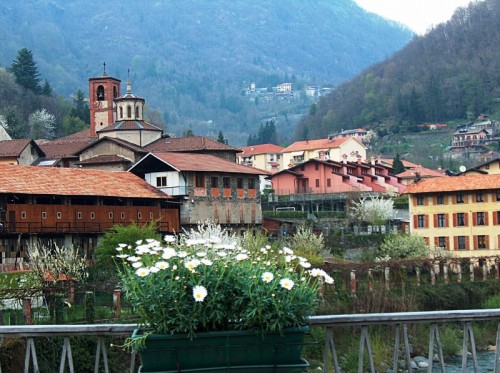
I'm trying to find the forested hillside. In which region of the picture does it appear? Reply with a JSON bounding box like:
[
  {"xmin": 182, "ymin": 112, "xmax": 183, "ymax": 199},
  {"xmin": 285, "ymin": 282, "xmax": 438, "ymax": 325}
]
[
  {"xmin": 295, "ymin": 0, "xmax": 500, "ymax": 140},
  {"xmin": 0, "ymin": 0, "xmax": 413, "ymax": 145}
]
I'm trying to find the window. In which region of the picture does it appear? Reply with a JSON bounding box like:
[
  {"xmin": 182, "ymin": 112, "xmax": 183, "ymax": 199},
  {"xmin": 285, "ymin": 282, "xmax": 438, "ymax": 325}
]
[
  {"xmin": 42, "ymin": 212, "xmax": 47, "ymax": 219},
  {"xmin": 315, "ymin": 163, "xmax": 319, "ymax": 171},
  {"xmin": 417, "ymin": 194, "xmax": 425, "ymax": 205},
  {"xmin": 119, "ymin": 107, "xmax": 123, "ymax": 118},
  {"xmin": 496, "ymin": 190, "xmax": 500, "ymax": 201},
  {"xmin": 90, "ymin": 212, "xmax": 95, "ymax": 220},
  {"xmin": 149, "ymin": 212, "xmax": 154, "ymax": 220},
  {"xmin": 315, "ymin": 179, "xmax": 320, "ymax": 187},
  {"xmin": 417, "ymin": 214, "xmax": 426, "ymax": 228},
  {"xmin": 121, "ymin": 212, "xmax": 125, "ymax": 220},
  {"xmin": 457, "ymin": 213, "xmax": 465, "ymax": 227},
  {"xmin": 478, "ymin": 235, "xmax": 486, "ymax": 249},
  {"xmin": 135, "ymin": 106, "xmax": 140, "ymax": 118},
  {"xmin": 476, "ymin": 212, "xmax": 485, "ymax": 226},
  {"xmin": 211, "ymin": 177, "xmax": 218, "ymax": 188},
  {"xmin": 476, "ymin": 191, "xmax": 484, "ymax": 202},
  {"xmin": 437, "ymin": 214, "xmax": 446, "ymax": 227},
  {"xmin": 438, "ymin": 237, "xmax": 446, "ymax": 248},
  {"xmin": 327, "ymin": 178, "xmax": 331, "ymax": 187},
  {"xmin": 77, "ymin": 212, "xmax": 82, "ymax": 220},
  {"xmin": 223, "ymin": 177, "xmax": 231, "ymax": 188},
  {"xmin": 436, "ymin": 193, "xmax": 444, "ymax": 205},
  {"xmin": 109, "ymin": 212, "xmax": 114, "ymax": 219},
  {"xmin": 113, "ymin": 86, "xmax": 118, "ymax": 98},
  {"xmin": 57, "ymin": 212, "xmax": 62, "ymax": 220},
  {"xmin": 138, "ymin": 212, "xmax": 142, "ymax": 220},
  {"xmin": 156, "ymin": 176, "xmax": 167, "ymax": 188},
  {"xmin": 21, "ymin": 211, "xmax": 26, "ymax": 219},
  {"xmin": 237, "ymin": 178, "xmax": 243, "ymax": 189},
  {"xmin": 456, "ymin": 191, "xmax": 464, "ymax": 203},
  {"xmin": 96, "ymin": 85, "xmax": 105, "ymax": 100},
  {"xmin": 195, "ymin": 173, "xmax": 205, "ymax": 188},
  {"xmin": 248, "ymin": 178, "xmax": 255, "ymax": 189},
  {"xmin": 458, "ymin": 236, "xmax": 467, "ymax": 250},
  {"xmin": 497, "ymin": 211, "xmax": 500, "ymax": 225},
  {"xmin": 127, "ymin": 105, "xmax": 132, "ymax": 118}
]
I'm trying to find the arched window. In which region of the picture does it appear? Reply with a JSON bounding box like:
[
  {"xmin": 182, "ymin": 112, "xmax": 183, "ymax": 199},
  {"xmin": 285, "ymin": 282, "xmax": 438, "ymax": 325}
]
[
  {"xmin": 135, "ymin": 106, "xmax": 140, "ymax": 118},
  {"xmin": 127, "ymin": 105, "xmax": 132, "ymax": 118},
  {"xmin": 119, "ymin": 107, "xmax": 123, "ymax": 119},
  {"xmin": 113, "ymin": 86, "xmax": 118, "ymax": 98},
  {"xmin": 96, "ymin": 85, "xmax": 105, "ymax": 101}
]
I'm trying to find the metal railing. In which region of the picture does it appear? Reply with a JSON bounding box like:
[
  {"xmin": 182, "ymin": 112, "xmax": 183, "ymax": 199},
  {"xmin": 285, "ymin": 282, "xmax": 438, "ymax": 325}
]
[{"xmin": 2, "ymin": 310, "xmax": 500, "ymax": 372}]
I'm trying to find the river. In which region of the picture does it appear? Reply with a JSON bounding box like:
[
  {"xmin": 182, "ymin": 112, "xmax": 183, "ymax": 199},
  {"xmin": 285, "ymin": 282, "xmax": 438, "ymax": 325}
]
[{"xmin": 432, "ymin": 351, "xmax": 497, "ymax": 372}]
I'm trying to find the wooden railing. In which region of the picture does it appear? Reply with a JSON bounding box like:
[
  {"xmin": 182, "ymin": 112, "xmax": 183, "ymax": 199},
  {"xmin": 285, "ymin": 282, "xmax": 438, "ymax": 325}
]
[{"xmin": 2, "ymin": 310, "xmax": 500, "ymax": 372}]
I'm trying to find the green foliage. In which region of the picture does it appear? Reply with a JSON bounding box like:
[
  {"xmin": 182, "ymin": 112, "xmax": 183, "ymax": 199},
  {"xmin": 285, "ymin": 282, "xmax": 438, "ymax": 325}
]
[
  {"xmin": 70, "ymin": 89, "xmax": 90, "ymax": 124},
  {"xmin": 9, "ymin": 48, "xmax": 41, "ymax": 93},
  {"xmin": 247, "ymin": 120, "xmax": 278, "ymax": 146},
  {"xmin": 84, "ymin": 291, "xmax": 96, "ymax": 324},
  {"xmin": 61, "ymin": 115, "xmax": 87, "ymax": 136},
  {"xmin": 93, "ymin": 223, "xmax": 161, "ymax": 273},
  {"xmin": 116, "ymin": 222, "xmax": 331, "ymax": 340},
  {"xmin": 392, "ymin": 194, "xmax": 409, "ymax": 209},
  {"xmin": 262, "ymin": 210, "xmax": 307, "ymax": 219},
  {"xmin": 377, "ymin": 234, "xmax": 430, "ymax": 260},
  {"xmin": 392, "ymin": 153, "xmax": 405, "ymax": 174},
  {"xmin": 285, "ymin": 225, "xmax": 326, "ymax": 259},
  {"xmin": 2, "ymin": 106, "xmax": 26, "ymax": 139}
]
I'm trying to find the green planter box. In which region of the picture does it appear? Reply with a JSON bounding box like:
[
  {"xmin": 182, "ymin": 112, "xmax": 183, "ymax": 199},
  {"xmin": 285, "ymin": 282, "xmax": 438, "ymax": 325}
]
[{"xmin": 133, "ymin": 326, "xmax": 309, "ymax": 372}]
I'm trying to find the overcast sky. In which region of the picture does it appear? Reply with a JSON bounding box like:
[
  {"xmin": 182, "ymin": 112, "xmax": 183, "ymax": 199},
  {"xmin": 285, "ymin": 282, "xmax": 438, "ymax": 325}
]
[{"xmin": 353, "ymin": 0, "xmax": 484, "ymax": 34}]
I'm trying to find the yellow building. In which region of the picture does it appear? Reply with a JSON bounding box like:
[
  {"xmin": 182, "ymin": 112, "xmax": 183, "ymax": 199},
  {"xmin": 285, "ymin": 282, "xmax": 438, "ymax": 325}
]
[
  {"xmin": 463, "ymin": 158, "xmax": 500, "ymax": 175},
  {"xmin": 238, "ymin": 144, "xmax": 284, "ymax": 173},
  {"xmin": 405, "ymin": 174, "xmax": 500, "ymax": 257}
]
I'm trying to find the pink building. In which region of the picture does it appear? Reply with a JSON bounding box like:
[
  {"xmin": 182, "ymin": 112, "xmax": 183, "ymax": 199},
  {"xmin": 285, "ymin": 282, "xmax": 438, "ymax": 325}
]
[{"xmin": 269, "ymin": 158, "xmax": 406, "ymax": 196}]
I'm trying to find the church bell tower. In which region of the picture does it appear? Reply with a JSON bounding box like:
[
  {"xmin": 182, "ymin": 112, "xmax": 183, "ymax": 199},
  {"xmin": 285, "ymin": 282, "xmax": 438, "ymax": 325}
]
[{"xmin": 89, "ymin": 63, "xmax": 121, "ymax": 137}]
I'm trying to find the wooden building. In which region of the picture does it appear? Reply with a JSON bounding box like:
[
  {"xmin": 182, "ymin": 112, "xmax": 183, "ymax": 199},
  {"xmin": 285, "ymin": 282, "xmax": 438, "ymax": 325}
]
[{"xmin": 0, "ymin": 164, "xmax": 179, "ymax": 269}]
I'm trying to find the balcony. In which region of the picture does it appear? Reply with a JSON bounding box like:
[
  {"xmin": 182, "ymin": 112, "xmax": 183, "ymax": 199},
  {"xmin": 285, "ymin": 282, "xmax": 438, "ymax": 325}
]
[
  {"xmin": 2, "ymin": 310, "xmax": 500, "ymax": 372},
  {"xmin": 159, "ymin": 185, "xmax": 188, "ymax": 196}
]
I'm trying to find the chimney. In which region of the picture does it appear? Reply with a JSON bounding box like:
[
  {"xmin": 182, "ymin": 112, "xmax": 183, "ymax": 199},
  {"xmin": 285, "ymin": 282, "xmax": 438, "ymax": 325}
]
[{"xmin": 370, "ymin": 155, "xmax": 375, "ymax": 165}]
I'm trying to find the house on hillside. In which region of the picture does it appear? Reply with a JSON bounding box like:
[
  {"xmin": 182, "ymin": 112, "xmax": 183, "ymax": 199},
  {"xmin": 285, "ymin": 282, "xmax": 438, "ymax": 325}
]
[
  {"xmin": 129, "ymin": 152, "xmax": 267, "ymax": 232},
  {"xmin": 461, "ymin": 158, "xmax": 500, "ymax": 175},
  {"xmin": 281, "ymin": 136, "xmax": 366, "ymax": 169},
  {"xmin": 404, "ymin": 174, "xmax": 500, "ymax": 257},
  {"xmin": 0, "ymin": 139, "xmax": 45, "ymax": 166},
  {"xmin": 0, "ymin": 164, "xmax": 179, "ymax": 269},
  {"xmin": 396, "ymin": 166, "xmax": 446, "ymax": 186},
  {"xmin": 238, "ymin": 144, "xmax": 284, "ymax": 172}
]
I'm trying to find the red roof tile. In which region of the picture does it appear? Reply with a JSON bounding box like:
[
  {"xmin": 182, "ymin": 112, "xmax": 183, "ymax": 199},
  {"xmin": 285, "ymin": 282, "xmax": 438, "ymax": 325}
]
[
  {"xmin": 0, "ymin": 164, "xmax": 169, "ymax": 199},
  {"xmin": 281, "ymin": 137, "xmax": 354, "ymax": 152},
  {"xmin": 38, "ymin": 130, "xmax": 95, "ymax": 158},
  {"xmin": 404, "ymin": 174, "xmax": 500, "ymax": 194},
  {"xmin": 145, "ymin": 136, "xmax": 241, "ymax": 153},
  {"xmin": 239, "ymin": 144, "xmax": 284, "ymax": 156},
  {"xmin": 148, "ymin": 153, "xmax": 268, "ymax": 175},
  {"xmin": 0, "ymin": 139, "xmax": 33, "ymax": 157},
  {"xmin": 397, "ymin": 167, "xmax": 444, "ymax": 178}
]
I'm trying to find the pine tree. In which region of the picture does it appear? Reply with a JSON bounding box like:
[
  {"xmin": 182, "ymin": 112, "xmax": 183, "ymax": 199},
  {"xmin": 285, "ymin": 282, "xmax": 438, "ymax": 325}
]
[
  {"xmin": 41, "ymin": 79, "xmax": 52, "ymax": 97},
  {"xmin": 3, "ymin": 106, "xmax": 27, "ymax": 139},
  {"xmin": 217, "ymin": 131, "xmax": 226, "ymax": 144},
  {"xmin": 392, "ymin": 153, "xmax": 405, "ymax": 174},
  {"xmin": 70, "ymin": 89, "xmax": 90, "ymax": 124},
  {"xmin": 9, "ymin": 48, "xmax": 42, "ymax": 93}
]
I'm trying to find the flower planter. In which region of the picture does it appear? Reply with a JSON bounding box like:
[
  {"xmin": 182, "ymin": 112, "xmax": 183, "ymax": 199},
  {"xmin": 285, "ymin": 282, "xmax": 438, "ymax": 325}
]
[{"xmin": 133, "ymin": 326, "xmax": 310, "ymax": 372}]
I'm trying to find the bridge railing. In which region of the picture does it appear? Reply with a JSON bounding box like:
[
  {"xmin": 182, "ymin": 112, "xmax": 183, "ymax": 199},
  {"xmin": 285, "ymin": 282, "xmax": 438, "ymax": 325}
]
[{"xmin": 2, "ymin": 309, "xmax": 500, "ymax": 372}]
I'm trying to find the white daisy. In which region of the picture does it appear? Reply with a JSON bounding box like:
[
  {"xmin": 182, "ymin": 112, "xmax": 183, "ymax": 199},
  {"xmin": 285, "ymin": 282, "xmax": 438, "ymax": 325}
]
[
  {"xmin": 155, "ymin": 261, "xmax": 170, "ymax": 270},
  {"xmin": 280, "ymin": 278, "xmax": 294, "ymax": 290},
  {"xmin": 261, "ymin": 272, "xmax": 274, "ymax": 283},
  {"xmin": 192, "ymin": 285, "xmax": 208, "ymax": 302},
  {"xmin": 135, "ymin": 267, "xmax": 150, "ymax": 277}
]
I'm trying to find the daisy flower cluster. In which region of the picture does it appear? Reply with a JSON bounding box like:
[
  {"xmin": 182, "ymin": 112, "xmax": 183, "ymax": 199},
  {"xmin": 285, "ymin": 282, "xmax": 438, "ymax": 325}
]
[{"xmin": 115, "ymin": 222, "xmax": 334, "ymax": 338}]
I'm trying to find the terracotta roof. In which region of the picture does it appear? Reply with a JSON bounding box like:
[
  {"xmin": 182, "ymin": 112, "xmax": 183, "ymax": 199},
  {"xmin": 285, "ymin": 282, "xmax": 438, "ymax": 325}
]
[
  {"xmin": 378, "ymin": 158, "xmax": 420, "ymax": 169},
  {"xmin": 75, "ymin": 137, "xmax": 146, "ymax": 155},
  {"xmin": 0, "ymin": 164, "xmax": 169, "ymax": 199},
  {"xmin": 397, "ymin": 167, "xmax": 444, "ymax": 179},
  {"xmin": 75, "ymin": 155, "xmax": 132, "ymax": 165},
  {"xmin": 404, "ymin": 174, "xmax": 500, "ymax": 194},
  {"xmin": 239, "ymin": 144, "xmax": 284, "ymax": 156},
  {"xmin": 141, "ymin": 153, "xmax": 268, "ymax": 175},
  {"xmin": 98, "ymin": 120, "xmax": 162, "ymax": 132},
  {"xmin": 281, "ymin": 137, "xmax": 353, "ymax": 152},
  {"xmin": 0, "ymin": 139, "xmax": 37, "ymax": 157},
  {"xmin": 145, "ymin": 136, "xmax": 241, "ymax": 153},
  {"xmin": 38, "ymin": 130, "xmax": 95, "ymax": 158}
]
